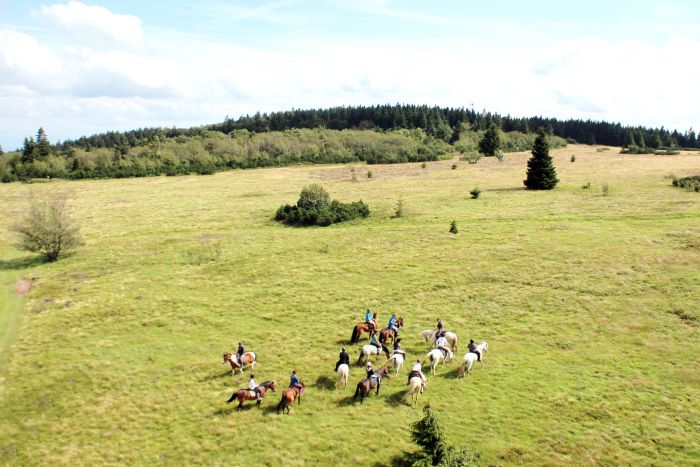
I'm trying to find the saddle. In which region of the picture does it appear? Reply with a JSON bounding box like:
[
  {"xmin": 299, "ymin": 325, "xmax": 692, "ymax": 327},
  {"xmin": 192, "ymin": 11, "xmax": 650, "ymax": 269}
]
[
  {"xmin": 408, "ymin": 370, "xmax": 422, "ymax": 380},
  {"xmin": 439, "ymin": 348, "xmax": 448, "ymax": 357},
  {"xmin": 369, "ymin": 373, "xmax": 381, "ymax": 384}
]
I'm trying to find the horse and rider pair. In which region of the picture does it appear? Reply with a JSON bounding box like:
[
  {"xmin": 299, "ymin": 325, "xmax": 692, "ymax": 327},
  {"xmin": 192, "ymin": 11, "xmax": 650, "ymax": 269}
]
[{"xmin": 365, "ymin": 310, "xmax": 400, "ymax": 338}]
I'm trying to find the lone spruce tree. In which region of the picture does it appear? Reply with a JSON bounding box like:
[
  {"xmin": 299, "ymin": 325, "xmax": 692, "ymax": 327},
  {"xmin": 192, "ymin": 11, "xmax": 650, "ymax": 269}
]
[
  {"xmin": 478, "ymin": 122, "xmax": 500, "ymax": 157},
  {"xmin": 524, "ymin": 128, "xmax": 559, "ymax": 190}
]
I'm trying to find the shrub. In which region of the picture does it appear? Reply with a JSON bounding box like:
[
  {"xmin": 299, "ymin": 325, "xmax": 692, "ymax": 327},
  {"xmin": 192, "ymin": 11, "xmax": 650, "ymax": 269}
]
[
  {"xmin": 421, "ymin": 162, "xmax": 427, "ymax": 169},
  {"xmin": 495, "ymin": 150, "xmax": 505, "ymax": 162},
  {"xmin": 350, "ymin": 166, "xmax": 357, "ymax": 181},
  {"xmin": 602, "ymin": 183, "xmax": 610, "ymax": 196},
  {"xmin": 366, "ymin": 169, "xmax": 372, "ymax": 179},
  {"xmin": 582, "ymin": 182, "xmax": 591, "ymax": 189},
  {"xmin": 449, "ymin": 220, "xmax": 458, "ymax": 234},
  {"xmin": 596, "ymin": 147, "xmax": 609, "ymax": 152},
  {"xmin": 570, "ymin": 154, "xmax": 576, "ymax": 162},
  {"xmin": 394, "ymin": 197, "xmax": 404, "ymax": 218},
  {"xmin": 673, "ymin": 175, "xmax": 700, "ymax": 191},
  {"xmin": 11, "ymin": 195, "xmax": 84, "ymax": 261},
  {"xmin": 451, "ymin": 163, "xmax": 457, "ymax": 170},
  {"xmin": 275, "ymin": 185, "xmax": 370, "ymax": 226},
  {"xmin": 470, "ymin": 188, "xmax": 481, "ymax": 199}
]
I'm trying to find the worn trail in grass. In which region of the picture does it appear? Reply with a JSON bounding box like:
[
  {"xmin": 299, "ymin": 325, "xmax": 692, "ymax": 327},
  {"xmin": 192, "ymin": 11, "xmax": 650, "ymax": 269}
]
[{"xmin": 0, "ymin": 146, "xmax": 698, "ymax": 465}]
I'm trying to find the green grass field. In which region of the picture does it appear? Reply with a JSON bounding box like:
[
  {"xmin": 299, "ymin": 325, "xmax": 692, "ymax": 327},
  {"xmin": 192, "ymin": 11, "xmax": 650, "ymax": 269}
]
[{"xmin": 1, "ymin": 145, "xmax": 698, "ymax": 465}]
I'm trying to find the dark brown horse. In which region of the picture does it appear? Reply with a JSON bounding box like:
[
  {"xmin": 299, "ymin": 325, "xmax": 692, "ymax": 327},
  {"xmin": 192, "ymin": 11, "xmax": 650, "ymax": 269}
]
[
  {"xmin": 350, "ymin": 322, "xmax": 373, "ymax": 344},
  {"xmin": 226, "ymin": 380, "xmax": 276, "ymax": 409},
  {"xmin": 353, "ymin": 364, "xmax": 390, "ymax": 404},
  {"xmin": 222, "ymin": 352, "xmax": 257, "ymax": 375},
  {"xmin": 277, "ymin": 382, "xmax": 305, "ymax": 414},
  {"xmin": 379, "ymin": 317, "xmax": 404, "ymax": 344}
]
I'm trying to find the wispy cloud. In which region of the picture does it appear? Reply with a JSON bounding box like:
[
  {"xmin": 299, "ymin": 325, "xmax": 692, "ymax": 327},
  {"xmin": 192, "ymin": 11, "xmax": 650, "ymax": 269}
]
[{"xmin": 330, "ymin": 0, "xmax": 460, "ymax": 26}]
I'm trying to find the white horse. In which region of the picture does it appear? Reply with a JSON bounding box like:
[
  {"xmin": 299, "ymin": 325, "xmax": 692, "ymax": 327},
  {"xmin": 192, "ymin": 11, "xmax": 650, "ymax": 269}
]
[
  {"xmin": 387, "ymin": 352, "xmax": 406, "ymax": 375},
  {"xmin": 458, "ymin": 341, "xmax": 488, "ymax": 377},
  {"xmin": 423, "ymin": 348, "xmax": 453, "ymax": 375},
  {"xmin": 336, "ymin": 363, "xmax": 349, "ymax": 389},
  {"xmin": 403, "ymin": 376, "xmax": 428, "ymax": 406},
  {"xmin": 357, "ymin": 344, "xmax": 389, "ymax": 366},
  {"xmin": 421, "ymin": 330, "xmax": 458, "ymax": 351}
]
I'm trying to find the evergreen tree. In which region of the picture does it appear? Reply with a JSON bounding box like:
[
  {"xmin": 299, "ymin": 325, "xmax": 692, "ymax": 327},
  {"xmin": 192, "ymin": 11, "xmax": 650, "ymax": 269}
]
[
  {"xmin": 688, "ymin": 129, "xmax": 697, "ymax": 148},
  {"xmin": 626, "ymin": 131, "xmax": 636, "ymax": 147},
  {"xmin": 649, "ymin": 132, "xmax": 662, "ymax": 149},
  {"xmin": 36, "ymin": 127, "xmax": 51, "ymax": 159},
  {"xmin": 21, "ymin": 137, "xmax": 36, "ymax": 164},
  {"xmin": 637, "ymin": 131, "xmax": 646, "ymax": 148},
  {"xmin": 524, "ymin": 128, "xmax": 559, "ymax": 190},
  {"xmin": 478, "ymin": 122, "xmax": 500, "ymax": 156}
]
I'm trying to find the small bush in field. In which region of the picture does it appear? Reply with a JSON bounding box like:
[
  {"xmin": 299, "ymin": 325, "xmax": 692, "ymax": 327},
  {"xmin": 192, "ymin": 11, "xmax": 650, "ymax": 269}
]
[
  {"xmin": 582, "ymin": 182, "xmax": 591, "ymax": 189},
  {"xmin": 470, "ymin": 188, "xmax": 481, "ymax": 199},
  {"xmin": 451, "ymin": 163, "xmax": 457, "ymax": 170},
  {"xmin": 570, "ymin": 154, "xmax": 576, "ymax": 162},
  {"xmin": 275, "ymin": 184, "xmax": 370, "ymax": 226},
  {"xmin": 421, "ymin": 162, "xmax": 427, "ymax": 169},
  {"xmin": 602, "ymin": 183, "xmax": 610, "ymax": 196},
  {"xmin": 449, "ymin": 220, "xmax": 458, "ymax": 234},
  {"xmin": 366, "ymin": 170, "xmax": 373, "ymax": 179},
  {"xmin": 394, "ymin": 197, "xmax": 404, "ymax": 218}
]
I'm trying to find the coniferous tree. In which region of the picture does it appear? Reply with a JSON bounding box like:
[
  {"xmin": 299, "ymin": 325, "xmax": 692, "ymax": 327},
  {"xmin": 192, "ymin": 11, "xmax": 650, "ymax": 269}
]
[
  {"xmin": 478, "ymin": 122, "xmax": 500, "ymax": 156},
  {"xmin": 21, "ymin": 137, "xmax": 36, "ymax": 164},
  {"xmin": 626, "ymin": 131, "xmax": 636, "ymax": 147},
  {"xmin": 524, "ymin": 128, "xmax": 559, "ymax": 190},
  {"xmin": 36, "ymin": 127, "xmax": 51, "ymax": 159}
]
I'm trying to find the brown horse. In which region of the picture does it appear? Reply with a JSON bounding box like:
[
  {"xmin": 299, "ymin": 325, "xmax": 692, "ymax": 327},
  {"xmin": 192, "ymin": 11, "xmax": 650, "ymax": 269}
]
[
  {"xmin": 277, "ymin": 382, "xmax": 305, "ymax": 414},
  {"xmin": 379, "ymin": 317, "xmax": 404, "ymax": 344},
  {"xmin": 226, "ymin": 381, "xmax": 276, "ymax": 409},
  {"xmin": 222, "ymin": 352, "xmax": 257, "ymax": 375},
  {"xmin": 353, "ymin": 364, "xmax": 390, "ymax": 404},
  {"xmin": 350, "ymin": 322, "xmax": 373, "ymax": 344}
]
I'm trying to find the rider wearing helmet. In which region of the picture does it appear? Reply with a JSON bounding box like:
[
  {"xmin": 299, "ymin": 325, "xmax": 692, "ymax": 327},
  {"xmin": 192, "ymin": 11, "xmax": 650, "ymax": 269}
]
[
  {"xmin": 248, "ymin": 374, "xmax": 262, "ymax": 401},
  {"xmin": 468, "ymin": 339, "xmax": 481, "ymax": 362},
  {"xmin": 365, "ymin": 361, "xmax": 375, "ymax": 379},
  {"xmin": 387, "ymin": 313, "xmax": 399, "ymax": 338},
  {"xmin": 365, "ymin": 309, "xmax": 375, "ymax": 333},
  {"xmin": 335, "ymin": 347, "xmax": 350, "ymax": 371},
  {"xmin": 436, "ymin": 319, "xmax": 443, "ymax": 333},
  {"xmin": 407, "ymin": 359, "xmax": 425, "ymax": 385},
  {"xmin": 393, "ymin": 338, "xmax": 406, "ymax": 356},
  {"xmin": 236, "ymin": 342, "xmax": 245, "ymax": 365},
  {"xmin": 436, "ymin": 334, "xmax": 451, "ymax": 359},
  {"xmin": 290, "ymin": 370, "xmax": 303, "ymax": 390}
]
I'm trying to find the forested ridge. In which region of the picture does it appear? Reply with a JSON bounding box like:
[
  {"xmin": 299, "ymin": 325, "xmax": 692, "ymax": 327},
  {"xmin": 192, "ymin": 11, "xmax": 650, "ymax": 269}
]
[{"xmin": 1, "ymin": 104, "xmax": 696, "ymax": 182}]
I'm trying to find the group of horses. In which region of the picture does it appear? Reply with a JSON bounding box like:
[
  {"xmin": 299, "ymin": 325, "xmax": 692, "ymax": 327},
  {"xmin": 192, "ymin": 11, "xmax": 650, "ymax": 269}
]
[
  {"xmin": 222, "ymin": 352, "xmax": 305, "ymax": 413},
  {"xmin": 343, "ymin": 319, "xmax": 489, "ymax": 406},
  {"xmin": 220, "ymin": 317, "xmax": 488, "ymax": 412}
]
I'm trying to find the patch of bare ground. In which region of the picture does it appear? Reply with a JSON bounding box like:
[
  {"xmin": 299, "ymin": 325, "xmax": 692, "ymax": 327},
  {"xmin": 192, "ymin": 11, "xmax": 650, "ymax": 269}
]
[{"xmin": 14, "ymin": 279, "xmax": 33, "ymax": 296}]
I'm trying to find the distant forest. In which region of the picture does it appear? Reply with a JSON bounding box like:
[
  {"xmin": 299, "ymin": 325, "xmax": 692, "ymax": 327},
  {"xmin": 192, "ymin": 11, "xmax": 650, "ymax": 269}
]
[
  {"xmin": 50, "ymin": 104, "xmax": 698, "ymax": 151},
  {"xmin": 1, "ymin": 104, "xmax": 697, "ymax": 182}
]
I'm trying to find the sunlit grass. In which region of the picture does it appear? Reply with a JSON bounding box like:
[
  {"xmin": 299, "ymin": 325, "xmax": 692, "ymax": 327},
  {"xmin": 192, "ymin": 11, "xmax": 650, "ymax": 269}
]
[{"xmin": 0, "ymin": 145, "xmax": 698, "ymax": 465}]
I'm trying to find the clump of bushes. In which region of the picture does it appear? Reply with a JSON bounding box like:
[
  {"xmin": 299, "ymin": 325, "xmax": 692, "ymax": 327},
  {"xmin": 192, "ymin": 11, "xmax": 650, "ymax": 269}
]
[
  {"xmin": 673, "ymin": 175, "xmax": 700, "ymax": 192},
  {"xmin": 275, "ymin": 184, "xmax": 370, "ymax": 226},
  {"xmin": 449, "ymin": 220, "xmax": 458, "ymax": 234},
  {"xmin": 470, "ymin": 188, "xmax": 481, "ymax": 199}
]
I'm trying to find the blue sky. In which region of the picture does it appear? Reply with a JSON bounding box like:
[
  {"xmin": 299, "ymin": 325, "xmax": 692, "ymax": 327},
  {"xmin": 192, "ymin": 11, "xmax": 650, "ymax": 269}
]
[{"xmin": 1, "ymin": 0, "xmax": 699, "ymax": 149}]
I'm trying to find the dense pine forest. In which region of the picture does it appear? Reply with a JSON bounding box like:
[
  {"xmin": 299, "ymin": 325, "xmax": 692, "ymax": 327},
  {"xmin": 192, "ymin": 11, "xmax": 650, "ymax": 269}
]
[{"xmin": 1, "ymin": 104, "xmax": 696, "ymax": 182}]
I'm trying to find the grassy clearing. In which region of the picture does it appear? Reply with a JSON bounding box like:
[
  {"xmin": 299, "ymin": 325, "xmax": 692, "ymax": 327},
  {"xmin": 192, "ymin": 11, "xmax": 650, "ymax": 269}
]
[{"xmin": 0, "ymin": 145, "xmax": 698, "ymax": 465}]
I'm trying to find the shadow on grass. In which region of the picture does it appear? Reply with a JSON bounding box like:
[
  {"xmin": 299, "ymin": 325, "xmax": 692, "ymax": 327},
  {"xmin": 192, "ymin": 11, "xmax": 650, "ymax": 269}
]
[
  {"xmin": 484, "ymin": 186, "xmax": 526, "ymax": 192},
  {"xmin": 0, "ymin": 255, "xmax": 47, "ymax": 271},
  {"xmin": 385, "ymin": 389, "xmax": 408, "ymax": 407},
  {"xmin": 314, "ymin": 375, "xmax": 335, "ymax": 391},
  {"xmin": 200, "ymin": 371, "xmax": 232, "ymax": 382},
  {"xmin": 372, "ymin": 455, "xmax": 406, "ymax": 467}
]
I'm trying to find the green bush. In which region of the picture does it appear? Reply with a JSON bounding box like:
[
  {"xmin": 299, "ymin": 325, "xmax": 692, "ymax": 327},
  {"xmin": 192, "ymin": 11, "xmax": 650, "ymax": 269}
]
[
  {"xmin": 449, "ymin": 220, "xmax": 458, "ymax": 234},
  {"xmin": 275, "ymin": 185, "xmax": 370, "ymax": 226},
  {"xmin": 470, "ymin": 188, "xmax": 481, "ymax": 199},
  {"xmin": 673, "ymin": 175, "xmax": 700, "ymax": 191}
]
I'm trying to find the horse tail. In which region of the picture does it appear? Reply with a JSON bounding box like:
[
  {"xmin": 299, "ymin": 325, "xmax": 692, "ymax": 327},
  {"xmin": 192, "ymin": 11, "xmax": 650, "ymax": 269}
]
[
  {"xmin": 357, "ymin": 349, "xmax": 364, "ymax": 365},
  {"xmin": 353, "ymin": 385, "xmax": 360, "ymax": 401},
  {"xmin": 351, "ymin": 326, "xmax": 359, "ymax": 344},
  {"xmin": 452, "ymin": 336, "xmax": 458, "ymax": 352},
  {"xmin": 226, "ymin": 391, "xmax": 237, "ymax": 404},
  {"xmin": 276, "ymin": 396, "xmax": 285, "ymax": 414},
  {"xmin": 379, "ymin": 331, "xmax": 385, "ymax": 343}
]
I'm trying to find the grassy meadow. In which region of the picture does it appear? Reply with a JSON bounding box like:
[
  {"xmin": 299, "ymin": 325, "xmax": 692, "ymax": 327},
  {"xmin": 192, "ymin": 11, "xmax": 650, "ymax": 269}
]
[{"xmin": 0, "ymin": 145, "xmax": 698, "ymax": 465}]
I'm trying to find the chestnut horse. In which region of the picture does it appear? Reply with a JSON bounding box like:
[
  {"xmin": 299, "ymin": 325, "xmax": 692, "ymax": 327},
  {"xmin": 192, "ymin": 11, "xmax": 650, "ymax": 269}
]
[
  {"xmin": 350, "ymin": 322, "xmax": 372, "ymax": 344},
  {"xmin": 222, "ymin": 352, "xmax": 257, "ymax": 375},
  {"xmin": 226, "ymin": 380, "xmax": 276, "ymax": 409},
  {"xmin": 277, "ymin": 382, "xmax": 305, "ymax": 414},
  {"xmin": 353, "ymin": 364, "xmax": 390, "ymax": 404},
  {"xmin": 379, "ymin": 317, "xmax": 404, "ymax": 344}
]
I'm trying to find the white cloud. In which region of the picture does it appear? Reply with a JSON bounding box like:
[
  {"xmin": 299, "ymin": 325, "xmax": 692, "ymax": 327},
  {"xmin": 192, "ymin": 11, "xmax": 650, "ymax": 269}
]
[
  {"xmin": 0, "ymin": 29, "xmax": 64, "ymax": 90},
  {"xmin": 37, "ymin": 1, "xmax": 144, "ymax": 49}
]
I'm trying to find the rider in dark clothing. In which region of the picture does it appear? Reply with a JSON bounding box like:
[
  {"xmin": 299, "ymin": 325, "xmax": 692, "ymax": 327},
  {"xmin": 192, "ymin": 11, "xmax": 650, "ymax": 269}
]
[
  {"xmin": 335, "ymin": 347, "xmax": 350, "ymax": 371},
  {"xmin": 468, "ymin": 339, "xmax": 481, "ymax": 361},
  {"xmin": 236, "ymin": 342, "xmax": 245, "ymax": 365},
  {"xmin": 290, "ymin": 370, "xmax": 303, "ymax": 391},
  {"xmin": 436, "ymin": 319, "xmax": 443, "ymax": 332}
]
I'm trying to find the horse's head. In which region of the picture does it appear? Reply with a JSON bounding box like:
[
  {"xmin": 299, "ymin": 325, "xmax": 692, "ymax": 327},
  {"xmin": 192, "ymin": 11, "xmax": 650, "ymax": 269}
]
[
  {"xmin": 264, "ymin": 381, "xmax": 276, "ymax": 392},
  {"xmin": 482, "ymin": 341, "xmax": 488, "ymax": 352},
  {"xmin": 397, "ymin": 317, "xmax": 404, "ymax": 328},
  {"xmin": 222, "ymin": 353, "xmax": 231, "ymax": 364}
]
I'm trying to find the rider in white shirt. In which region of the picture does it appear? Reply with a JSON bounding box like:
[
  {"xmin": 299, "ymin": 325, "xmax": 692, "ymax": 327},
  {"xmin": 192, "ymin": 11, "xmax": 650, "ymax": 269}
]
[
  {"xmin": 248, "ymin": 375, "xmax": 262, "ymax": 401},
  {"xmin": 436, "ymin": 335, "xmax": 452, "ymax": 359},
  {"xmin": 407, "ymin": 359, "xmax": 426, "ymax": 384}
]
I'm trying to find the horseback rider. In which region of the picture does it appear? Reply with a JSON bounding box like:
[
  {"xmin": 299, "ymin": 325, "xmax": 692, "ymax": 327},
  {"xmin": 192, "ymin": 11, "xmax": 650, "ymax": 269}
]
[
  {"xmin": 468, "ymin": 339, "xmax": 481, "ymax": 362},
  {"xmin": 407, "ymin": 359, "xmax": 425, "ymax": 385},
  {"xmin": 335, "ymin": 347, "xmax": 350, "ymax": 371},
  {"xmin": 248, "ymin": 374, "xmax": 262, "ymax": 401},
  {"xmin": 436, "ymin": 319, "xmax": 444, "ymax": 334},
  {"xmin": 387, "ymin": 313, "xmax": 399, "ymax": 338},
  {"xmin": 289, "ymin": 370, "xmax": 303, "ymax": 391},
  {"xmin": 236, "ymin": 342, "xmax": 245, "ymax": 365},
  {"xmin": 369, "ymin": 331, "xmax": 382, "ymax": 353},
  {"xmin": 393, "ymin": 338, "xmax": 406, "ymax": 356},
  {"xmin": 365, "ymin": 361, "xmax": 375, "ymax": 379},
  {"xmin": 365, "ymin": 309, "xmax": 375, "ymax": 333},
  {"xmin": 436, "ymin": 333, "xmax": 452, "ymax": 359}
]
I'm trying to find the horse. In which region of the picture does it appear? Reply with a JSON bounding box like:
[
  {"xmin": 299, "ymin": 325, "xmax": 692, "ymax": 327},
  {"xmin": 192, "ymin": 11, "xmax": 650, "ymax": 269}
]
[
  {"xmin": 276, "ymin": 382, "xmax": 305, "ymax": 414},
  {"xmin": 357, "ymin": 343, "xmax": 390, "ymax": 366},
  {"xmin": 379, "ymin": 317, "xmax": 404, "ymax": 344},
  {"xmin": 222, "ymin": 352, "xmax": 257, "ymax": 375},
  {"xmin": 420, "ymin": 329, "xmax": 458, "ymax": 352},
  {"xmin": 403, "ymin": 376, "xmax": 428, "ymax": 406},
  {"xmin": 423, "ymin": 348, "xmax": 453, "ymax": 375},
  {"xmin": 350, "ymin": 322, "xmax": 372, "ymax": 344},
  {"xmin": 387, "ymin": 351, "xmax": 406, "ymax": 375},
  {"xmin": 225, "ymin": 380, "xmax": 275, "ymax": 409},
  {"xmin": 458, "ymin": 341, "xmax": 488, "ymax": 377},
  {"xmin": 353, "ymin": 364, "xmax": 390, "ymax": 404},
  {"xmin": 337, "ymin": 363, "xmax": 350, "ymax": 390}
]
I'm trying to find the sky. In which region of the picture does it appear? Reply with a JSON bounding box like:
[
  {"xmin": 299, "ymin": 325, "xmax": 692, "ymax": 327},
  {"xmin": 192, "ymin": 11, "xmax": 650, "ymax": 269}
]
[{"xmin": 1, "ymin": 0, "xmax": 699, "ymax": 150}]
